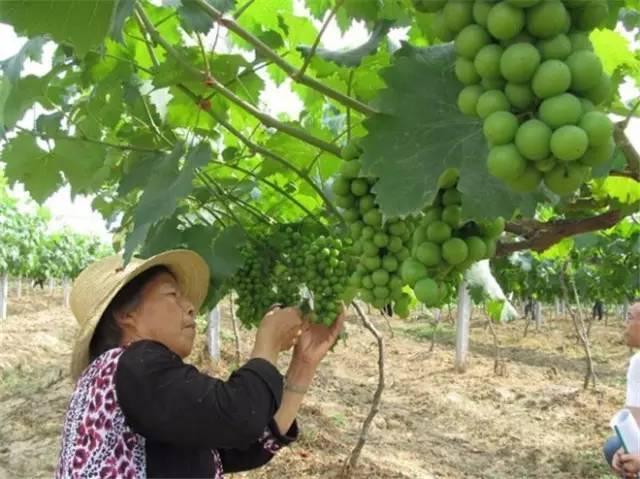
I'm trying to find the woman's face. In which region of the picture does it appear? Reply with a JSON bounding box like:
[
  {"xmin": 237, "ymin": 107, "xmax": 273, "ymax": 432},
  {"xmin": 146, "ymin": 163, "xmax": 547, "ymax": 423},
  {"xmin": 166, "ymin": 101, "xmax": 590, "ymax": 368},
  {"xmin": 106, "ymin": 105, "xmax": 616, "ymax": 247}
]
[{"xmin": 120, "ymin": 271, "xmax": 197, "ymax": 358}]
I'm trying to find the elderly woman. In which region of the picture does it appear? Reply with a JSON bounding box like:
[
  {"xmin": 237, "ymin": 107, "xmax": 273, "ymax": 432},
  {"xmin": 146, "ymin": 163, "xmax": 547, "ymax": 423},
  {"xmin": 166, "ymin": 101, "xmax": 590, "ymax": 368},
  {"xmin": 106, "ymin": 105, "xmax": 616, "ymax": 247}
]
[{"xmin": 56, "ymin": 250, "xmax": 343, "ymax": 478}]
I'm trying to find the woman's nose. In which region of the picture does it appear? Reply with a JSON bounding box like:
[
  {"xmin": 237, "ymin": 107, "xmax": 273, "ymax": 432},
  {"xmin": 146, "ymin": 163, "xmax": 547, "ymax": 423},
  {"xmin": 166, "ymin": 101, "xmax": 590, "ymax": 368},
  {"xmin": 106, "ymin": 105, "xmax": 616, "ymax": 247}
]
[{"xmin": 184, "ymin": 298, "xmax": 195, "ymax": 318}]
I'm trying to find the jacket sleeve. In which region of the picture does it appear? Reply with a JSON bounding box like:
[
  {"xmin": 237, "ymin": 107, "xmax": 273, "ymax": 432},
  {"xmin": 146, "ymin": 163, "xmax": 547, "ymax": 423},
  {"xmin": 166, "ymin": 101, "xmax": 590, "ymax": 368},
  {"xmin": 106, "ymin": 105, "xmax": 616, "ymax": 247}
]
[
  {"xmin": 114, "ymin": 340, "xmax": 285, "ymax": 450},
  {"xmin": 217, "ymin": 418, "xmax": 299, "ymax": 473}
]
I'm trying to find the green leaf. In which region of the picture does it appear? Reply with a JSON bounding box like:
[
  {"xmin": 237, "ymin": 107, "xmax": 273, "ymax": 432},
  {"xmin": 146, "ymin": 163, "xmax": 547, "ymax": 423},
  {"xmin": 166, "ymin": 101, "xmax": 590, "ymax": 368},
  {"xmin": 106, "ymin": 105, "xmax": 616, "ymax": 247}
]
[
  {"xmin": 297, "ymin": 20, "xmax": 392, "ymax": 68},
  {"xmin": 54, "ymin": 139, "xmax": 108, "ymax": 195},
  {"xmin": 3, "ymin": 75, "xmax": 49, "ymax": 129},
  {"xmin": 36, "ymin": 112, "xmax": 64, "ymax": 137},
  {"xmin": 486, "ymin": 298, "xmax": 505, "ymax": 322},
  {"xmin": 239, "ymin": 0, "xmax": 293, "ymax": 32},
  {"xmin": 590, "ymin": 28, "xmax": 640, "ymax": 75},
  {"xmin": 540, "ymin": 237, "xmax": 574, "ymax": 259},
  {"xmin": 0, "ymin": 133, "xmax": 63, "ymax": 203},
  {"xmin": 304, "ymin": 0, "xmax": 332, "ymax": 19},
  {"xmin": 109, "ymin": 0, "xmax": 136, "ymax": 42},
  {"xmin": 361, "ymin": 44, "xmax": 535, "ymax": 219},
  {"xmin": 141, "ymin": 214, "xmax": 186, "ymax": 256},
  {"xmin": 209, "ymin": 224, "xmax": 248, "ymax": 278},
  {"xmin": 574, "ymin": 232, "xmax": 600, "ymax": 250},
  {"xmin": 0, "ymin": 37, "xmax": 46, "ymax": 83},
  {"xmin": 0, "ymin": 77, "xmax": 10, "ymax": 135},
  {"xmin": 0, "ymin": 0, "xmax": 119, "ymax": 56},
  {"xmin": 178, "ymin": 0, "xmax": 235, "ymax": 33},
  {"xmin": 124, "ymin": 142, "xmax": 212, "ymax": 260},
  {"xmin": 593, "ymin": 176, "xmax": 640, "ymax": 204}
]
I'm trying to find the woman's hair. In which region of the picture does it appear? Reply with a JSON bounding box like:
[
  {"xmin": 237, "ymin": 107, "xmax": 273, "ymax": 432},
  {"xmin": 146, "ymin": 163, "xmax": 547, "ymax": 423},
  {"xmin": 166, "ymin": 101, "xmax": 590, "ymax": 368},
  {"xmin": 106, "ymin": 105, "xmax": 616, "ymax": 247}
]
[{"xmin": 89, "ymin": 265, "xmax": 173, "ymax": 361}]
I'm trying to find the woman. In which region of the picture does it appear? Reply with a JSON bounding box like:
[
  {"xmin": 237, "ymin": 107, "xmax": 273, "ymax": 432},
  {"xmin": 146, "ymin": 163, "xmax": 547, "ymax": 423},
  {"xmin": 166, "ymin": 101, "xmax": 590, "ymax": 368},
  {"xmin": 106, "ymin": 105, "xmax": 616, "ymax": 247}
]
[{"xmin": 56, "ymin": 249, "xmax": 343, "ymax": 478}]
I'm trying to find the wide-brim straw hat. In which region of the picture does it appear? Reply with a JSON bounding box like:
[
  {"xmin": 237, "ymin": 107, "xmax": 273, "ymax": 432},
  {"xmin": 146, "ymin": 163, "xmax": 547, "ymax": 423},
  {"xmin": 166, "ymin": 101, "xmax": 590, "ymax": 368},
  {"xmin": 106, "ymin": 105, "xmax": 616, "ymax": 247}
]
[{"xmin": 69, "ymin": 249, "xmax": 210, "ymax": 380}]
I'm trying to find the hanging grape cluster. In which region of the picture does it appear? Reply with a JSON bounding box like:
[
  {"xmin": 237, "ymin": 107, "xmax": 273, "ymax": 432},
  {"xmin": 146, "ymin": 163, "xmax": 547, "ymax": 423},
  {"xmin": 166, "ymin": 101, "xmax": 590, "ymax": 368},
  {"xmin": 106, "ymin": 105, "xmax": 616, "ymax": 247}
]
[
  {"xmin": 283, "ymin": 232, "xmax": 351, "ymax": 325},
  {"xmin": 417, "ymin": 0, "xmax": 614, "ymax": 196},
  {"xmin": 332, "ymin": 141, "xmax": 414, "ymax": 317},
  {"xmin": 401, "ymin": 169, "xmax": 504, "ymax": 306},
  {"xmin": 230, "ymin": 226, "xmax": 349, "ymax": 327}
]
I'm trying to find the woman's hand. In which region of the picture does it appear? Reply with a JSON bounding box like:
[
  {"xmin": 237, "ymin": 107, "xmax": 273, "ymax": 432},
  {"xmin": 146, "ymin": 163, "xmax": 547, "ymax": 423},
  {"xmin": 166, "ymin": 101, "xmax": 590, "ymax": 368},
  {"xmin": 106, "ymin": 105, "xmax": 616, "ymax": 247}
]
[
  {"xmin": 291, "ymin": 307, "xmax": 346, "ymax": 369},
  {"xmin": 613, "ymin": 448, "xmax": 625, "ymax": 474},
  {"xmin": 251, "ymin": 306, "xmax": 304, "ymax": 365},
  {"xmin": 273, "ymin": 308, "xmax": 346, "ymax": 434},
  {"xmin": 619, "ymin": 452, "xmax": 640, "ymax": 478}
]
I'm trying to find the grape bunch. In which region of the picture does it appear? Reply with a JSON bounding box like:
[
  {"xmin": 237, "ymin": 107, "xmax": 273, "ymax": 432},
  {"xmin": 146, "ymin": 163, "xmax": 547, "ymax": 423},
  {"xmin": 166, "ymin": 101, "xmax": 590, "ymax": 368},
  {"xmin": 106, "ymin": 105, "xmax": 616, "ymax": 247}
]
[
  {"xmin": 419, "ymin": 0, "xmax": 614, "ymax": 196},
  {"xmin": 230, "ymin": 227, "xmax": 349, "ymax": 327},
  {"xmin": 283, "ymin": 232, "xmax": 351, "ymax": 325},
  {"xmin": 233, "ymin": 240, "xmax": 284, "ymax": 327},
  {"xmin": 401, "ymin": 170, "xmax": 504, "ymax": 306},
  {"xmin": 332, "ymin": 141, "xmax": 415, "ymax": 317}
]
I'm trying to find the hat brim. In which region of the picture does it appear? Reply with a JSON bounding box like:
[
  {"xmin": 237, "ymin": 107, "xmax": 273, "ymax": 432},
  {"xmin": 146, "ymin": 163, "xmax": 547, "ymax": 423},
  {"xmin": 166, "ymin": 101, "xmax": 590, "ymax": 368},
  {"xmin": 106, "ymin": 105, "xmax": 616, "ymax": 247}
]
[{"xmin": 70, "ymin": 249, "xmax": 210, "ymax": 380}]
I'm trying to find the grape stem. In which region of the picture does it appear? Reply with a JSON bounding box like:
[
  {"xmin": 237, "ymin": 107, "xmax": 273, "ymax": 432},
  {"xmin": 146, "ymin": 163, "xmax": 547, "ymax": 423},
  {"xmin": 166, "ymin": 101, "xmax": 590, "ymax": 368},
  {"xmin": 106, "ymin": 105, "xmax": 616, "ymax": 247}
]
[
  {"xmin": 190, "ymin": 0, "xmax": 377, "ymax": 117},
  {"xmin": 614, "ymin": 121, "xmax": 640, "ymax": 182},
  {"xmin": 176, "ymin": 84, "xmax": 345, "ymax": 224},
  {"xmin": 134, "ymin": 5, "xmax": 342, "ymax": 157},
  {"xmin": 499, "ymin": 209, "xmax": 623, "ymax": 256},
  {"xmin": 295, "ymin": 0, "xmax": 346, "ymax": 79}
]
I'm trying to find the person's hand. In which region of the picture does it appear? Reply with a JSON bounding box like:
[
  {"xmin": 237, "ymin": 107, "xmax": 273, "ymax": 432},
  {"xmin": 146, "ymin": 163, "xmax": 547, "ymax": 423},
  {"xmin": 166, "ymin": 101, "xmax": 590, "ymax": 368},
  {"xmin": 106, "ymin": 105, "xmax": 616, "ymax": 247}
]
[
  {"xmin": 252, "ymin": 306, "xmax": 304, "ymax": 365},
  {"xmin": 282, "ymin": 307, "xmax": 346, "ymax": 394},
  {"xmin": 619, "ymin": 452, "xmax": 640, "ymax": 478},
  {"xmin": 613, "ymin": 448, "xmax": 625, "ymax": 474},
  {"xmin": 291, "ymin": 307, "xmax": 346, "ymax": 369}
]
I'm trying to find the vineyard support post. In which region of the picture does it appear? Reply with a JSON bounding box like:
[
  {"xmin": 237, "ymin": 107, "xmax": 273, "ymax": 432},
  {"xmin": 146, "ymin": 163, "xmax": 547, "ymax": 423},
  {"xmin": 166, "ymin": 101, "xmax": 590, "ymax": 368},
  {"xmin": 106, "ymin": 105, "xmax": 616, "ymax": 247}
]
[
  {"xmin": 63, "ymin": 279, "xmax": 71, "ymax": 308},
  {"xmin": 430, "ymin": 308, "xmax": 442, "ymax": 353},
  {"xmin": 555, "ymin": 297, "xmax": 561, "ymax": 318},
  {"xmin": 229, "ymin": 292, "xmax": 241, "ymax": 366},
  {"xmin": 534, "ymin": 301, "xmax": 542, "ymax": 330},
  {"xmin": 49, "ymin": 278, "xmax": 55, "ymax": 296},
  {"xmin": 208, "ymin": 306, "xmax": 221, "ymax": 361},
  {"xmin": 455, "ymin": 280, "xmax": 471, "ymax": 373},
  {"xmin": 17, "ymin": 276, "xmax": 22, "ymax": 298},
  {"xmin": 0, "ymin": 273, "xmax": 8, "ymax": 320}
]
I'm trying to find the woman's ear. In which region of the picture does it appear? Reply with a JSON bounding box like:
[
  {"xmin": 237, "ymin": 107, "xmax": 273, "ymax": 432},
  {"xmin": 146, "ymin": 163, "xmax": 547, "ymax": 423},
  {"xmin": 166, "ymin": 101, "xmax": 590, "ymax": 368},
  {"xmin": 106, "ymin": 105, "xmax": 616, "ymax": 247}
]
[{"xmin": 114, "ymin": 307, "xmax": 138, "ymax": 332}]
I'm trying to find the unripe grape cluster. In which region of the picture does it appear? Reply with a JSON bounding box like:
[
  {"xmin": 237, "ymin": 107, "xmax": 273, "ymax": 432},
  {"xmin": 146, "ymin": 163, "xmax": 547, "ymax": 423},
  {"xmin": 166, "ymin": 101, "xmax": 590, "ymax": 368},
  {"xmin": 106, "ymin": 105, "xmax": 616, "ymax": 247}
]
[
  {"xmin": 230, "ymin": 227, "xmax": 349, "ymax": 327},
  {"xmin": 332, "ymin": 141, "xmax": 414, "ymax": 317},
  {"xmin": 401, "ymin": 169, "xmax": 504, "ymax": 306},
  {"xmin": 418, "ymin": 0, "xmax": 614, "ymax": 196},
  {"xmin": 283, "ymin": 231, "xmax": 351, "ymax": 325}
]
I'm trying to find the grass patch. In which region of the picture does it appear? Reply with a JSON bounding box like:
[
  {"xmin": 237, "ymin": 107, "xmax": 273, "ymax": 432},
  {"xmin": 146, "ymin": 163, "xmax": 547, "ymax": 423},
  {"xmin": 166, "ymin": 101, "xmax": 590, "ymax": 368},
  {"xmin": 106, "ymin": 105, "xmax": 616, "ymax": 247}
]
[{"xmin": 400, "ymin": 323, "xmax": 456, "ymax": 345}]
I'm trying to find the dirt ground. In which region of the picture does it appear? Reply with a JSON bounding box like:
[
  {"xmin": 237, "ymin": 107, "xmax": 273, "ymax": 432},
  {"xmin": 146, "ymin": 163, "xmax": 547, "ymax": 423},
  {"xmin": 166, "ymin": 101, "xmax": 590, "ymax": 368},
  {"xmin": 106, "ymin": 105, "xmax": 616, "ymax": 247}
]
[{"xmin": 0, "ymin": 292, "xmax": 630, "ymax": 478}]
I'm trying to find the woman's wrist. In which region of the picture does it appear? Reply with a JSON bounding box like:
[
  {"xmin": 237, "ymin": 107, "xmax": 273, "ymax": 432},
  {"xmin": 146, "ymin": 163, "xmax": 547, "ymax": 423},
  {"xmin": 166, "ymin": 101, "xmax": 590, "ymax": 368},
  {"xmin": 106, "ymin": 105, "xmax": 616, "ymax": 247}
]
[
  {"xmin": 285, "ymin": 360, "xmax": 317, "ymax": 391},
  {"xmin": 250, "ymin": 342, "xmax": 279, "ymax": 366}
]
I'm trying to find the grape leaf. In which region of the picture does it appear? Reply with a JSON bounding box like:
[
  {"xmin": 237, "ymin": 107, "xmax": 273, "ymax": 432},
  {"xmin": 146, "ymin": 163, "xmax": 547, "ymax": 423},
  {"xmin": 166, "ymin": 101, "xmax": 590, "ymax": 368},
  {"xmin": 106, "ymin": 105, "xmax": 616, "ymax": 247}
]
[
  {"xmin": 297, "ymin": 20, "xmax": 392, "ymax": 68},
  {"xmin": 124, "ymin": 142, "xmax": 212, "ymax": 261},
  {"xmin": 177, "ymin": 0, "xmax": 235, "ymax": 33},
  {"xmin": 361, "ymin": 43, "xmax": 536, "ymax": 219},
  {"xmin": 590, "ymin": 28, "xmax": 640, "ymax": 75},
  {"xmin": 0, "ymin": 37, "xmax": 46, "ymax": 83},
  {"xmin": 209, "ymin": 224, "xmax": 248, "ymax": 278},
  {"xmin": 53, "ymin": 139, "xmax": 108, "ymax": 195},
  {"xmin": 0, "ymin": 133, "xmax": 63, "ymax": 203},
  {"xmin": 109, "ymin": 0, "xmax": 136, "ymax": 42},
  {"xmin": 3, "ymin": 75, "xmax": 49, "ymax": 129},
  {"xmin": 0, "ymin": 0, "xmax": 119, "ymax": 56}
]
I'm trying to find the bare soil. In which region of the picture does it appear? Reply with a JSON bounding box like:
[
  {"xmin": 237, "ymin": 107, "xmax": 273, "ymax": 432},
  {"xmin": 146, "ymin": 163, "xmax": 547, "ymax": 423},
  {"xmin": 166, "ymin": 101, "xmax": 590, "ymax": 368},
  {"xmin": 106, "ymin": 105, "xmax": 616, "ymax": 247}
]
[{"xmin": 0, "ymin": 293, "xmax": 627, "ymax": 478}]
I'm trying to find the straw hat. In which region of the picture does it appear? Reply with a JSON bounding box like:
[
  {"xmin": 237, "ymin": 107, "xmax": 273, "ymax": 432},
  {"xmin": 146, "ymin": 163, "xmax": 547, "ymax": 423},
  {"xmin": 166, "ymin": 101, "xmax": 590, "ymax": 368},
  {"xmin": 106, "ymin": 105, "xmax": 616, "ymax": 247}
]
[{"xmin": 69, "ymin": 249, "xmax": 210, "ymax": 380}]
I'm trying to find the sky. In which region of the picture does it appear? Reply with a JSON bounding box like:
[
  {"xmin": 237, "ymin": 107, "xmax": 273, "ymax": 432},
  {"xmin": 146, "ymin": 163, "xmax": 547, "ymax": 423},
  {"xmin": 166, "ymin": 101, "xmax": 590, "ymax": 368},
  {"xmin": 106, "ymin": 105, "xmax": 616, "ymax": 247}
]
[{"xmin": 0, "ymin": 8, "xmax": 638, "ymax": 244}]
